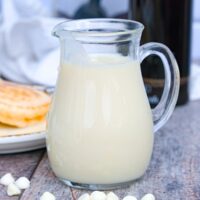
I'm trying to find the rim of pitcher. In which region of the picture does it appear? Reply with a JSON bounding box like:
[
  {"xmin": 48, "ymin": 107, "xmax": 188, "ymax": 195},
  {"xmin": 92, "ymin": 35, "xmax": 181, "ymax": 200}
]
[{"xmin": 52, "ymin": 18, "xmax": 144, "ymax": 38}]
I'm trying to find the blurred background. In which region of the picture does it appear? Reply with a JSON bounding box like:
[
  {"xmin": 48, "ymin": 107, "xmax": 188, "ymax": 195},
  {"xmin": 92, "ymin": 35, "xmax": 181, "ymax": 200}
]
[
  {"xmin": 55, "ymin": 0, "xmax": 199, "ymax": 61},
  {"xmin": 0, "ymin": 0, "xmax": 199, "ymax": 106}
]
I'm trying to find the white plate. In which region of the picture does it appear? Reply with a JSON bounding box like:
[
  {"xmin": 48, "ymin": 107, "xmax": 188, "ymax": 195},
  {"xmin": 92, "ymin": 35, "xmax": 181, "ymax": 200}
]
[
  {"xmin": 0, "ymin": 82, "xmax": 51, "ymax": 154},
  {"xmin": 0, "ymin": 132, "xmax": 46, "ymax": 154}
]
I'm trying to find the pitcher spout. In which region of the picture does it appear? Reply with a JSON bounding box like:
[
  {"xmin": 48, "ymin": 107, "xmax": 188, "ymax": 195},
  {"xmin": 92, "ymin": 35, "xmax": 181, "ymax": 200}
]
[{"xmin": 52, "ymin": 20, "xmax": 71, "ymax": 38}]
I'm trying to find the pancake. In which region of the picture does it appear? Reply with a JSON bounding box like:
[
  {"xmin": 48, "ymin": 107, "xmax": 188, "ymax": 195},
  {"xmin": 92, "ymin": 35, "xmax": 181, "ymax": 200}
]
[
  {"xmin": 0, "ymin": 121, "xmax": 46, "ymax": 137},
  {"xmin": 0, "ymin": 80, "xmax": 51, "ymax": 128}
]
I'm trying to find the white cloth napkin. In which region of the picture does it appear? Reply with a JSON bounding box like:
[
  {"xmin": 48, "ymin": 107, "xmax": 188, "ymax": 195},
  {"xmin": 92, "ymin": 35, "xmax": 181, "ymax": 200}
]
[{"xmin": 0, "ymin": 0, "xmax": 63, "ymax": 87}]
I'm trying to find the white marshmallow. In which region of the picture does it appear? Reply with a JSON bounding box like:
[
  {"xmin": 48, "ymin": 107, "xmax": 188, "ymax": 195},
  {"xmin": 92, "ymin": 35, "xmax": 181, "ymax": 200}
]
[
  {"xmin": 40, "ymin": 192, "xmax": 56, "ymax": 200},
  {"xmin": 15, "ymin": 177, "xmax": 30, "ymax": 189},
  {"xmin": 123, "ymin": 195, "xmax": 137, "ymax": 200},
  {"xmin": 0, "ymin": 173, "xmax": 15, "ymax": 186},
  {"xmin": 7, "ymin": 183, "xmax": 21, "ymax": 196},
  {"xmin": 106, "ymin": 192, "xmax": 119, "ymax": 200},
  {"xmin": 141, "ymin": 194, "xmax": 155, "ymax": 200},
  {"xmin": 78, "ymin": 193, "xmax": 90, "ymax": 200},
  {"xmin": 91, "ymin": 191, "xmax": 106, "ymax": 200}
]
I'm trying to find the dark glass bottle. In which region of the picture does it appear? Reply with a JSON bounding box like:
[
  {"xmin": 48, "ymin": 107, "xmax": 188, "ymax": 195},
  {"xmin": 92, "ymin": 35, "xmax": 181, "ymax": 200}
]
[
  {"xmin": 129, "ymin": 0, "xmax": 193, "ymax": 106},
  {"xmin": 74, "ymin": 0, "xmax": 106, "ymax": 19}
]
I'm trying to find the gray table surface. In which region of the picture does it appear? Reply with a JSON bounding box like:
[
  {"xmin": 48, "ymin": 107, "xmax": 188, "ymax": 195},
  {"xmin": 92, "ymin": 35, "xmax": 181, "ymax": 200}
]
[{"xmin": 0, "ymin": 100, "xmax": 200, "ymax": 200}]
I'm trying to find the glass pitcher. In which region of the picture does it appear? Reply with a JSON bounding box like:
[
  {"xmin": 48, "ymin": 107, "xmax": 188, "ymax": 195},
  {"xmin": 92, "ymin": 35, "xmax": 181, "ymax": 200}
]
[{"xmin": 47, "ymin": 19, "xmax": 180, "ymax": 190}]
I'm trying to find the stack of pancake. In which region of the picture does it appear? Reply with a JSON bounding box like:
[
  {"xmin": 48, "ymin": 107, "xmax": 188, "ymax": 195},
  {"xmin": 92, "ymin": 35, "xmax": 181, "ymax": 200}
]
[{"xmin": 0, "ymin": 80, "xmax": 51, "ymax": 130}]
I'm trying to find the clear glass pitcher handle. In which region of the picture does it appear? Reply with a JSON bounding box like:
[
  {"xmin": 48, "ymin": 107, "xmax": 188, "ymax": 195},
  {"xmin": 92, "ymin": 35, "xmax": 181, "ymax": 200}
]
[{"xmin": 139, "ymin": 42, "xmax": 180, "ymax": 132}]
